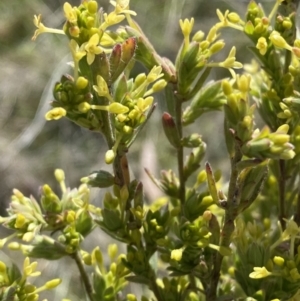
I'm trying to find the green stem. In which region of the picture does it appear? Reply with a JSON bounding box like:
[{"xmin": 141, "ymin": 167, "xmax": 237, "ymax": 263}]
[
  {"xmin": 71, "ymin": 251, "xmax": 95, "ymax": 301},
  {"xmin": 175, "ymin": 94, "xmax": 185, "ymax": 206},
  {"xmin": 99, "ymin": 99, "xmax": 125, "ymax": 187},
  {"xmin": 294, "ymin": 176, "xmax": 300, "ymax": 226},
  {"xmin": 278, "ymin": 159, "xmax": 286, "ymax": 230},
  {"xmin": 149, "ymin": 270, "xmax": 164, "ymax": 301},
  {"xmin": 206, "ymin": 143, "xmax": 242, "ymax": 300}
]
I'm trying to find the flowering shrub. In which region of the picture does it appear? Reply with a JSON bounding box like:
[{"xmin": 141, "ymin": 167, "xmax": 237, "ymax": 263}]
[{"xmin": 1, "ymin": 0, "xmax": 300, "ymax": 300}]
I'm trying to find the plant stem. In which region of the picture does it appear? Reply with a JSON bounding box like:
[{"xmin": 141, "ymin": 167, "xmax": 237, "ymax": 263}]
[
  {"xmin": 278, "ymin": 159, "xmax": 286, "ymax": 230},
  {"xmin": 71, "ymin": 251, "xmax": 95, "ymax": 301},
  {"xmin": 174, "ymin": 93, "xmax": 185, "ymax": 206},
  {"xmin": 206, "ymin": 143, "xmax": 242, "ymax": 300},
  {"xmin": 148, "ymin": 268, "xmax": 164, "ymax": 301},
  {"xmin": 99, "ymin": 103, "xmax": 126, "ymax": 187},
  {"xmin": 294, "ymin": 175, "xmax": 300, "ymax": 226}
]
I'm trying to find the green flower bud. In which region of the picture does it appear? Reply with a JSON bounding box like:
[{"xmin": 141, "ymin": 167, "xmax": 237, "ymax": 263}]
[
  {"xmin": 171, "ymin": 248, "xmax": 183, "ymax": 261},
  {"xmin": 122, "ymin": 125, "xmax": 133, "ymax": 134},
  {"xmin": 228, "ymin": 12, "xmax": 241, "ymax": 23},
  {"xmin": 152, "ymin": 79, "xmax": 167, "ymax": 92},
  {"xmin": 192, "ymin": 30, "xmax": 205, "ymax": 42},
  {"xmin": 69, "ymin": 26, "xmax": 80, "ymax": 38},
  {"xmin": 45, "ymin": 107, "xmax": 66, "ymax": 121},
  {"xmin": 283, "ymin": 19, "xmax": 292, "ymax": 30},
  {"xmin": 209, "ymin": 40, "xmax": 225, "ymax": 54},
  {"xmin": 207, "ymin": 25, "xmax": 217, "ymax": 43},
  {"xmin": 237, "ymin": 74, "xmax": 251, "ymax": 93},
  {"xmin": 108, "ymin": 103, "xmax": 129, "ymax": 114},
  {"xmin": 45, "ymin": 278, "xmax": 62, "ymax": 289},
  {"xmin": 270, "ymin": 31, "xmax": 290, "ymax": 49},
  {"xmin": 75, "ymin": 210, "xmax": 93, "ymax": 236},
  {"xmin": 273, "ymin": 256, "xmax": 285, "ymax": 267},
  {"xmin": 108, "ymin": 244, "xmax": 118, "ymax": 260},
  {"xmin": 87, "ymin": 1, "xmax": 98, "ymax": 14},
  {"xmin": 162, "ymin": 112, "xmax": 181, "ymax": 148},
  {"xmin": 27, "ymin": 294, "xmax": 38, "ymax": 301},
  {"xmin": 81, "ymin": 170, "xmax": 115, "ymax": 188},
  {"xmin": 244, "ymin": 21, "xmax": 254, "ymax": 35},
  {"xmin": 0, "ymin": 261, "xmax": 6, "ymax": 273},
  {"xmin": 76, "ymin": 77, "xmax": 88, "ymax": 90},
  {"xmin": 222, "ymin": 80, "xmax": 233, "ymax": 96},
  {"xmin": 105, "ymin": 150, "xmax": 115, "ymax": 164},
  {"xmin": 24, "ymin": 284, "xmax": 36, "ymax": 294},
  {"xmin": 54, "ymin": 169, "xmax": 65, "ymax": 183},
  {"xmin": 82, "ymin": 252, "xmax": 92, "ymax": 265}
]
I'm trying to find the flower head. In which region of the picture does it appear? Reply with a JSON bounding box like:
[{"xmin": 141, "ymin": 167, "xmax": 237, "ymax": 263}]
[
  {"xmin": 256, "ymin": 37, "xmax": 268, "ymax": 55},
  {"xmin": 32, "ymin": 14, "xmax": 65, "ymax": 41},
  {"xmin": 249, "ymin": 266, "xmax": 272, "ymax": 279},
  {"xmin": 63, "ymin": 2, "xmax": 77, "ymax": 24},
  {"xmin": 69, "ymin": 39, "xmax": 86, "ymax": 62},
  {"xmin": 45, "ymin": 107, "xmax": 67, "ymax": 121},
  {"xmin": 83, "ymin": 34, "xmax": 103, "ymax": 65}
]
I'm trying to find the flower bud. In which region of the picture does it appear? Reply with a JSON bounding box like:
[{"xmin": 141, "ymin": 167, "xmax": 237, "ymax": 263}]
[
  {"xmin": 81, "ymin": 170, "xmax": 115, "ymax": 188},
  {"xmin": 54, "ymin": 169, "xmax": 65, "ymax": 183},
  {"xmin": 270, "ymin": 31, "xmax": 290, "ymax": 49},
  {"xmin": 108, "ymin": 103, "xmax": 129, "ymax": 114},
  {"xmin": 152, "ymin": 79, "xmax": 167, "ymax": 92},
  {"xmin": 273, "ymin": 256, "xmax": 285, "ymax": 267},
  {"xmin": 105, "ymin": 150, "xmax": 115, "ymax": 164},
  {"xmin": 228, "ymin": 12, "xmax": 240, "ymax": 23},
  {"xmin": 222, "ymin": 80, "xmax": 233, "ymax": 96},
  {"xmin": 76, "ymin": 77, "xmax": 88, "ymax": 90},
  {"xmin": 161, "ymin": 112, "xmax": 181, "ymax": 148},
  {"xmin": 171, "ymin": 248, "xmax": 183, "ymax": 261},
  {"xmin": 45, "ymin": 107, "xmax": 66, "ymax": 121},
  {"xmin": 87, "ymin": 1, "xmax": 98, "ymax": 14},
  {"xmin": 45, "ymin": 278, "xmax": 62, "ymax": 289},
  {"xmin": 69, "ymin": 26, "xmax": 80, "ymax": 37},
  {"xmin": 209, "ymin": 40, "xmax": 225, "ymax": 54},
  {"xmin": 192, "ymin": 30, "xmax": 205, "ymax": 42}
]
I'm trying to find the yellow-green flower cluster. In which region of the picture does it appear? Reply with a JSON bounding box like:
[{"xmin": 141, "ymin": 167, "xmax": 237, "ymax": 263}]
[
  {"xmin": 175, "ymin": 16, "xmax": 243, "ymax": 97},
  {"xmin": 242, "ymin": 124, "xmax": 295, "ymax": 160},
  {"xmin": 94, "ymin": 65, "xmax": 167, "ymax": 163},
  {"xmin": 0, "ymin": 257, "xmax": 61, "ymax": 301},
  {"xmin": 0, "ymin": 170, "xmax": 99, "ymax": 256},
  {"xmin": 80, "ymin": 245, "xmax": 129, "ymax": 300},
  {"xmin": 33, "ymin": 0, "xmax": 135, "ymax": 56}
]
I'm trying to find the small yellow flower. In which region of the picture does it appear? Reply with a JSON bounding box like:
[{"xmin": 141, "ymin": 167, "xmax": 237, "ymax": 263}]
[
  {"xmin": 146, "ymin": 66, "xmax": 164, "ymax": 83},
  {"xmin": 136, "ymin": 97, "xmax": 153, "ymax": 112},
  {"xmin": 227, "ymin": 12, "xmax": 241, "ymax": 24},
  {"xmin": 45, "ymin": 108, "xmax": 67, "ymax": 121},
  {"xmin": 15, "ymin": 213, "xmax": 26, "ymax": 229},
  {"xmin": 108, "ymin": 103, "xmax": 129, "ymax": 114},
  {"xmin": 101, "ymin": 12, "xmax": 125, "ymax": 30},
  {"xmin": 93, "ymin": 75, "xmax": 110, "ymax": 97},
  {"xmin": 69, "ymin": 40, "xmax": 86, "ymax": 62},
  {"xmin": 32, "ymin": 14, "xmax": 65, "ymax": 41},
  {"xmin": 256, "ymin": 37, "xmax": 268, "ymax": 55},
  {"xmin": 179, "ymin": 18, "xmax": 195, "ymax": 38},
  {"xmin": 171, "ymin": 248, "xmax": 183, "ymax": 261},
  {"xmin": 23, "ymin": 257, "xmax": 41, "ymax": 277},
  {"xmin": 110, "ymin": 0, "xmax": 137, "ymax": 15},
  {"xmin": 105, "ymin": 150, "xmax": 115, "ymax": 164},
  {"xmin": 63, "ymin": 2, "xmax": 77, "ymax": 24},
  {"xmin": 44, "ymin": 278, "xmax": 62, "ymax": 289},
  {"xmin": 269, "ymin": 31, "xmax": 292, "ymax": 51},
  {"xmin": 249, "ymin": 266, "xmax": 272, "ymax": 279},
  {"xmin": 282, "ymin": 219, "xmax": 300, "ymax": 240},
  {"xmin": 83, "ymin": 34, "xmax": 103, "ymax": 65}
]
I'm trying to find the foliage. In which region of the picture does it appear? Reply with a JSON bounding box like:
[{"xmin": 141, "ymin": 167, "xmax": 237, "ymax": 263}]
[{"xmin": 2, "ymin": 0, "xmax": 300, "ymax": 300}]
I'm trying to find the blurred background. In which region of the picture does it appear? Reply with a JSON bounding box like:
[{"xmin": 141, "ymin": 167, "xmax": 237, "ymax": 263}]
[{"xmin": 0, "ymin": 0, "xmax": 276, "ymax": 299}]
